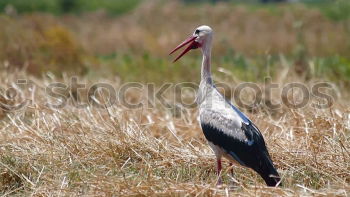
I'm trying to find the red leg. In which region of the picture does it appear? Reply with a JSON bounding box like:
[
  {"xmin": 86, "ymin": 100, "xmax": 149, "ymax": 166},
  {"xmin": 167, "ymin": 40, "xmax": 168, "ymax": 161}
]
[
  {"xmin": 229, "ymin": 162, "xmax": 237, "ymax": 187},
  {"xmin": 216, "ymin": 159, "xmax": 222, "ymax": 185},
  {"xmin": 229, "ymin": 162, "xmax": 234, "ymax": 177}
]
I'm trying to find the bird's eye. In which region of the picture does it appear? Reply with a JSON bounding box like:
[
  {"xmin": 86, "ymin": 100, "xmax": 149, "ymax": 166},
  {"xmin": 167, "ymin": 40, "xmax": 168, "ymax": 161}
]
[{"xmin": 195, "ymin": 29, "xmax": 200, "ymax": 34}]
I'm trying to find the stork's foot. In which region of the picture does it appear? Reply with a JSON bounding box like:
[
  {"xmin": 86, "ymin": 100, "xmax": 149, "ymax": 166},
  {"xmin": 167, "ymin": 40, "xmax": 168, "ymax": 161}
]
[
  {"xmin": 230, "ymin": 180, "xmax": 238, "ymax": 187},
  {"xmin": 228, "ymin": 163, "xmax": 238, "ymax": 188},
  {"xmin": 228, "ymin": 184, "xmax": 239, "ymax": 191},
  {"xmin": 216, "ymin": 177, "xmax": 223, "ymax": 186},
  {"xmin": 216, "ymin": 159, "xmax": 223, "ymax": 186}
]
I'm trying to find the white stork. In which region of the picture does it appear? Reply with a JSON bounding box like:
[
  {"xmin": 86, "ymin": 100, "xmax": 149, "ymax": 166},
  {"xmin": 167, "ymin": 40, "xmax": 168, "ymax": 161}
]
[{"xmin": 169, "ymin": 25, "xmax": 281, "ymax": 186}]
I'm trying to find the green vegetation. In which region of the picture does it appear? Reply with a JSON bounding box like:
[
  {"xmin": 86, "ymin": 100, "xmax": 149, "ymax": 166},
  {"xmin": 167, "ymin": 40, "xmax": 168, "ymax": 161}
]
[
  {"xmin": 74, "ymin": 0, "xmax": 141, "ymax": 15},
  {"xmin": 0, "ymin": 0, "xmax": 60, "ymax": 14},
  {"xmin": 1, "ymin": 0, "xmax": 350, "ymax": 21},
  {"xmin": 313, "ymin": 56, "xmax": 350, "ymax": 85},
  {"xmin": 0, "ymin": 0, "xmax": 141, "ymax": 15},
  {"xmin": 308, "ymin": 0, "xmax": 350, "ymax": 21},
  {"xmin": 182, "ymin": 0, "xmax": 350, "ymax": 21}
]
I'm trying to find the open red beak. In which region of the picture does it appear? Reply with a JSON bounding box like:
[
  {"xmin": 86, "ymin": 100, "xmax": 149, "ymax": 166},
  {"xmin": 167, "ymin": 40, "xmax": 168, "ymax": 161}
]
[{"xmin": 169, "ymin": 35, "xmax": 200, "ymax": 62}]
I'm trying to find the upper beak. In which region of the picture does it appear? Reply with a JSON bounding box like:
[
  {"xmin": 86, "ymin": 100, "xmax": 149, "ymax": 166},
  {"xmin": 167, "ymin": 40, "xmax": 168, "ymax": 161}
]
[{"xmin": 169, "ymin": 35, "xmax": 198, "ymax": 62}]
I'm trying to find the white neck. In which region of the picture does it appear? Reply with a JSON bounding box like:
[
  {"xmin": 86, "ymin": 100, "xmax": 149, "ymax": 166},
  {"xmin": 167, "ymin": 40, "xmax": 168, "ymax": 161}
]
[{"xmin": 200, "ymin": 39, "xmax": 213, "ymax": 84}]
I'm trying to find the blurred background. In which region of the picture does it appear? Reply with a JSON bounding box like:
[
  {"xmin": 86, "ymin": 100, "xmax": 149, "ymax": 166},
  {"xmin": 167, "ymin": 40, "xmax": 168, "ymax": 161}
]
[
  {"xmin": 0, "ymin": 0, "xmax": 349, "ymax": 87},
  {"xmin": 0, "ymin": 1, "xmax": 350, "ymax": 193}
]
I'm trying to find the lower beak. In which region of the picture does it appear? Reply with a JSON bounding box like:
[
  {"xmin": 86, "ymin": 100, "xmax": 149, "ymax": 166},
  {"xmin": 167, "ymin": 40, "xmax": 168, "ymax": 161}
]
[{"xmin": 169, "ymin": 35, "xmax": 198, "ymax": 62}]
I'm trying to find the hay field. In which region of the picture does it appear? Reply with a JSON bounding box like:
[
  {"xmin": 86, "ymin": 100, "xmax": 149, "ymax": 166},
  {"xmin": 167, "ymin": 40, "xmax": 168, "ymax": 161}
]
[{"xmin": 0, "ymin": 1, "xmax": 350, "ymax": 196}]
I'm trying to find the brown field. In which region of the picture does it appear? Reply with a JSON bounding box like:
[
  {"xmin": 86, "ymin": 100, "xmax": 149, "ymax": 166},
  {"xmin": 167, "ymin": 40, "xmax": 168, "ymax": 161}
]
[
  {"xmin": 0, "ymin": 1, "xmax": 350, "ymax": 196},
  {"xmin": 0, "ymin": 69, "xmax": 349, "ymax": 196}
]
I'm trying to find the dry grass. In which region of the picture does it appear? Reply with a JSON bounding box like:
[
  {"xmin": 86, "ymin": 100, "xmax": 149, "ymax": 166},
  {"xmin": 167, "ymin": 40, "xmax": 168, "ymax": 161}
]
[
  {"xmin": 0, "ymin": 1, "xmax": 349, "ymax": 196},
  {"xmin": 0, "ymin": 69, "xmax": 349, "ymax": 196},
  {"xmin": 0, "ymin": 14, "xmax": 87, "ymax": 76}
]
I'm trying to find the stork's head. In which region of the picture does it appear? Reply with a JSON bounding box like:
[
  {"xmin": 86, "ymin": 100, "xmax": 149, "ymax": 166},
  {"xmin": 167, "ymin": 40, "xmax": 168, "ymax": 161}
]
[{"xmin": 169, "ymin": 25, "xmax": 213, "ymax": 62}]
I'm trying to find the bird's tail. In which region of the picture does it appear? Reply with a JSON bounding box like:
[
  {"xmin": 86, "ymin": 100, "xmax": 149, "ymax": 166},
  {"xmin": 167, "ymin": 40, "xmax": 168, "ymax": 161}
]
[{"xmin": 254, "ymin": 153, "xmax": 282, "ymax": 187}]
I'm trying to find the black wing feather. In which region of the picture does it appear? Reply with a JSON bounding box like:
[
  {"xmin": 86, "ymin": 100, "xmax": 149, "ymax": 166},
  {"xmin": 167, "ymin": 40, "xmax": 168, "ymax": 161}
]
[{"xmin": 201, "ymin": 122, "xmax": 281, "ymax": 186}]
